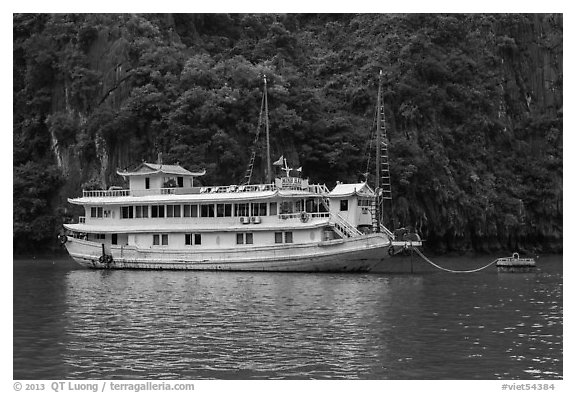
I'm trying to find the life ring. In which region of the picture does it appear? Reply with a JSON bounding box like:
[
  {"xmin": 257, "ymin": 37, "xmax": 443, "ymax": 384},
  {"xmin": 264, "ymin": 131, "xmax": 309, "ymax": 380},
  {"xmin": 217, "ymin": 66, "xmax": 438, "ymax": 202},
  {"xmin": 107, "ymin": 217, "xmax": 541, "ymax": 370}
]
[
  {"xmin": 300, "ymin": 212, "xmax": 310, "ymax": 223},
  {"xmin": 58, "ymin": 234, "xmax": 67, "ymax": 245},
  {"xmin": 512, "ymin": 252, "xmax": 519, "ymax": 259}
]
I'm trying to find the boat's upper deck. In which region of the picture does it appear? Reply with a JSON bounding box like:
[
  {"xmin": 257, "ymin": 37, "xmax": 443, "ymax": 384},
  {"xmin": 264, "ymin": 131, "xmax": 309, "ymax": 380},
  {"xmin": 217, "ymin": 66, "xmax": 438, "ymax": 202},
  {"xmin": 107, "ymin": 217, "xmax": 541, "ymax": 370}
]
[{"xmin": 71, "ymin": 179, "xmax": 330, "ymax": 205}]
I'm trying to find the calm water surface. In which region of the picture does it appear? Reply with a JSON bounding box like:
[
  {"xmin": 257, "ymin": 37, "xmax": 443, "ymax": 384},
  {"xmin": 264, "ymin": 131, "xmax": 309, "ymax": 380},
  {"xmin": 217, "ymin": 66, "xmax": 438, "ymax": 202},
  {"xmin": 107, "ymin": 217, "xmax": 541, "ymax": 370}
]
[{"xmin": 13, "ymin": 255, "xmax": 562, "ymax": 379}]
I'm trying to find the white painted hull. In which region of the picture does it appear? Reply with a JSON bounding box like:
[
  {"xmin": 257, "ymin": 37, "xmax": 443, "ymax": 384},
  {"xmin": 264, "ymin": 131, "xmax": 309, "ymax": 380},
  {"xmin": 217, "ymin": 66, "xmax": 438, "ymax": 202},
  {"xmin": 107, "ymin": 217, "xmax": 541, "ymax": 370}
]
[{"xmin": 63, "ymin": 235, "xmax": 392, "ymax": 272}]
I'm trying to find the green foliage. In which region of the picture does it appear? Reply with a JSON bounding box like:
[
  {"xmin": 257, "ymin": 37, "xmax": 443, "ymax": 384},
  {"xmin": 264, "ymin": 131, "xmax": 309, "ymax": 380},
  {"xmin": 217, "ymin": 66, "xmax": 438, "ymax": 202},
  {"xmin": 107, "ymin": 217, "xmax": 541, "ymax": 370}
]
[
  {"xmin": 13, "ymin": 162, "xmax": 64, "ymax": 252},
  {"xmin": 13, "ymin": 13, "xmax": 563, "ymax": 254},
  {"xmin": 46, "ymin": 112, "xmax": 77, "ymax": 148}
]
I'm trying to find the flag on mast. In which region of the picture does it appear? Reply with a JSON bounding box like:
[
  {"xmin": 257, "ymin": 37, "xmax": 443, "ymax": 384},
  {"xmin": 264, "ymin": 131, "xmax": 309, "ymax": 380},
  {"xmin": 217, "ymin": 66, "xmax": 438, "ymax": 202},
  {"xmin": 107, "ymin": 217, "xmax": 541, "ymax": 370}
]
[
  {"xmin": 273, "ymin": 155, "xmax": 284, "ymax": 166},
  {"xmin": 296, "ymin": 167, "xmax": 302, "ymax": 172}
]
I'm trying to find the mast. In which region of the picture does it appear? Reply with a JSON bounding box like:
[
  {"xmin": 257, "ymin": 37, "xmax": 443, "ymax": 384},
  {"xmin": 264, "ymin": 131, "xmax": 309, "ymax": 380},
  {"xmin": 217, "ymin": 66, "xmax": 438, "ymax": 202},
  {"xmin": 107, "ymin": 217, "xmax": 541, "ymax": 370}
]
[
  {"xmin": 264, "ymin": 75, "xmax": 272, "ymax": 184},
  {"xmin": 375, "ymin": 70, "xmax": 383, "ymax": 232}
]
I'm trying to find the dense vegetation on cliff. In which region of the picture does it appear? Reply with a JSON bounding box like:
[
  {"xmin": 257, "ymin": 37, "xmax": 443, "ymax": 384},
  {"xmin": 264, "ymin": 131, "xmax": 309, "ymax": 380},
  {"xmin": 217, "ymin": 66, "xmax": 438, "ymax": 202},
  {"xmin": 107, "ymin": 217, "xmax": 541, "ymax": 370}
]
[{"xmin": 13, "ymin": 13, "xmax": 562, "ymax": 254}]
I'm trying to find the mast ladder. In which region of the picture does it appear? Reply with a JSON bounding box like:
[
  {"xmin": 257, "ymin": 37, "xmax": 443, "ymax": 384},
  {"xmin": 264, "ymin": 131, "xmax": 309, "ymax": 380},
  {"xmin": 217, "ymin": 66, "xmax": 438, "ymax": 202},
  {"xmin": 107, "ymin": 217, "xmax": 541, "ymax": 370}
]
[{"xmin": 379, "ymin": 106, "xmax": 392, "ymax": 201}]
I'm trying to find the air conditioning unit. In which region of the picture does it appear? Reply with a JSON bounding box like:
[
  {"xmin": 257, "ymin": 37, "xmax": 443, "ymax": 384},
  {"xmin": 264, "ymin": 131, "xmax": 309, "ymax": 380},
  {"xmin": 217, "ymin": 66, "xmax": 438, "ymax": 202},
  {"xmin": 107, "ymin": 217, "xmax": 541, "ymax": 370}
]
[
  {"xmin": 240, "ymin": 216, "xmax": 250, "ymax": 224},
  {"xmin": 252, "ymin": 216, "xmax": 262, "ymax": 224}
]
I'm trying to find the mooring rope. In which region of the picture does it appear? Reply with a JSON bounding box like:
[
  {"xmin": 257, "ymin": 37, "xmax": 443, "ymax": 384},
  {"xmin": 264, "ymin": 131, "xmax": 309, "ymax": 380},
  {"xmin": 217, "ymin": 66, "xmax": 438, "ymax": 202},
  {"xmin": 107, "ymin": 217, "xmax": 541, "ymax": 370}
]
[{"xmin": 411, "ymin": 247, "xmax": 499, "ymax": 273}]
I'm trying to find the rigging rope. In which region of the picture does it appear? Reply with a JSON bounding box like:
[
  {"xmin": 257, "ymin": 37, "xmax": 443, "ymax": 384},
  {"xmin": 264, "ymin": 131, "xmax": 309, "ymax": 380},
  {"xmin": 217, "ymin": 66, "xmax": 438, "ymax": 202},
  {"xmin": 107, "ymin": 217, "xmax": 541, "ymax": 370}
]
[
  {"xmin": 363, "ymin": 109, "xmax": 378, "ymax": 182},
  {"xmin": 242, "ymin": 90, "xmax": 266, "ymax": 185},
  {"xmin": 411, "ymin": 247, "xmax": 499, "ymax": 274}
]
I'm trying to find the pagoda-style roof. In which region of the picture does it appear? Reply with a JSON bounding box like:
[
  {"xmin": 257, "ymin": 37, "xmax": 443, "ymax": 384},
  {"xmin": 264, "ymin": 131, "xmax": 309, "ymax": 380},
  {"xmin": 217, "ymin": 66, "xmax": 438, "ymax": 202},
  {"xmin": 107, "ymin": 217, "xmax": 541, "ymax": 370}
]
[
  {"xmin": 329, "ymin": 182, "xmax": 374, "ymax": 198},
  {"xmin": 117, "ymin": 163, "xmax": 206, "ymax": 177}
]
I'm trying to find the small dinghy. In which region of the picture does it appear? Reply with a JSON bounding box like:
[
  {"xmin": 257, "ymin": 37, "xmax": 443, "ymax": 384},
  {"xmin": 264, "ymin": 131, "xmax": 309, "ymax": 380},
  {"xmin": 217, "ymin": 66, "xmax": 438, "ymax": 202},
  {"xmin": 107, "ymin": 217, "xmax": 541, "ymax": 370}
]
[{"xmin": 496, "ymin": 252, "xmax": 536, "ymax": 272}]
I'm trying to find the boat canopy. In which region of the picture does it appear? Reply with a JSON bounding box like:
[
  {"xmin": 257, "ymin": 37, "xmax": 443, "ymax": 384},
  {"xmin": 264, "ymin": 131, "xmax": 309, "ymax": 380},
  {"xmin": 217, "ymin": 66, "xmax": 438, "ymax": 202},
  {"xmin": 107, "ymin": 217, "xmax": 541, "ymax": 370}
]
[
  {"xmin": 329, "ymin": 182, "xmax": 374, "ymax": 198},
  {"xmin": 117, "ymin": 163, "xmax": 206, "ymax": 177}
]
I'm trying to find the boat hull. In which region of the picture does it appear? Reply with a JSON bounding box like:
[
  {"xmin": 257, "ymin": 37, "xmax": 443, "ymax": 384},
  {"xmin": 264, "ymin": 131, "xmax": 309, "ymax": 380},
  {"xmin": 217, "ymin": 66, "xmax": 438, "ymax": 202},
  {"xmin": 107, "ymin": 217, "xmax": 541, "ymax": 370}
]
[{"xmin": 63, "ymin": 234, "xmax": 395, "ymax": 272}]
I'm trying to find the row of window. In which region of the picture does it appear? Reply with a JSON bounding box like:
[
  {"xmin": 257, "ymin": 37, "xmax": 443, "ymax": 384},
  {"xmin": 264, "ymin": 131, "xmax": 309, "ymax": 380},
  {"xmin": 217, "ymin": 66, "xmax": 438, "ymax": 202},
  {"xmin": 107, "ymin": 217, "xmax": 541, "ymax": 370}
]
[
  {"xmin": 154, "ymin": 232, "xmax": 293, "ymax": 246},
  {"xmin": 91, "ymin": 232, "xmax": 294, "ymax": 246},
  {"xmin": 118, "ymin": 202, "xmax": 278, "ymax": 219},
  {"xmin": 90, "ymin": 199, "xmax": 330, "ymax": 220}
]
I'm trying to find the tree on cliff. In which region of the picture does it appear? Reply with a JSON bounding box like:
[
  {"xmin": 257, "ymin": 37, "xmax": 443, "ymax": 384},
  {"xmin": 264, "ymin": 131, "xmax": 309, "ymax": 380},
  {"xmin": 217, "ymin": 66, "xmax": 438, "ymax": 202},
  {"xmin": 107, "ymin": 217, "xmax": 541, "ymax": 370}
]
[{"xmin": 12, "ymin": 13, "xmax": 563, "ymax": 254}]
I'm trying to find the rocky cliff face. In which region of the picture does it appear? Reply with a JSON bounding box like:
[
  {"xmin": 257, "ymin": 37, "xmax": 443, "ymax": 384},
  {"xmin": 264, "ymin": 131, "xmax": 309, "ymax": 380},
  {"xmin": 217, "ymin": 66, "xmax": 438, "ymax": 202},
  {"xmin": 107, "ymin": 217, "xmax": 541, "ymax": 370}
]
[
  {"xmin": 498, "ymin": 14, "xmax": 563, "ymax": 253},
  {"xmin": 13, "ymin": 13, "xmax": 563, "ymax": 254}
]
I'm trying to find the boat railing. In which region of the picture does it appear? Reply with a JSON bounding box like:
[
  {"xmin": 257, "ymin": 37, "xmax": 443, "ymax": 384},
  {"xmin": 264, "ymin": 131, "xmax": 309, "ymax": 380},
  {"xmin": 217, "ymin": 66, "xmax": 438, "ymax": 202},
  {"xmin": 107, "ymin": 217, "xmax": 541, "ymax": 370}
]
[
  {"xmin": 330, "ymin": 213, "xmax": 362, "ymax": 238},
  {"xmin": 379, "ymin": 224, "xmax": 395, "ymax": 239},
  {"xmin": 81, "ymin": 182, "xmax": 329, "ymax": 198},
  {"xmin": 306, "ymin": 184, "xmax": 330, "ymax": 194},
  {"xmin": 83, "ymin": 189, "xmax": 131, "ymax": 197},
  {"xmin": 215, "ymin": 184, "xmax": 278, "ymax": 193}
]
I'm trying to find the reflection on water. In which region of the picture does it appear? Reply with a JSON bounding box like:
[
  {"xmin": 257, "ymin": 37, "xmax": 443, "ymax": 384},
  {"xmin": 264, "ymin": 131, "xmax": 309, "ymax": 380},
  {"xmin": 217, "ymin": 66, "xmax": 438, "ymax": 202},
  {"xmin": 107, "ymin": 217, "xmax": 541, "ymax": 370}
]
[{"xmin": 14, "ymin": 256, "xmax": 562, "ymax": 379}]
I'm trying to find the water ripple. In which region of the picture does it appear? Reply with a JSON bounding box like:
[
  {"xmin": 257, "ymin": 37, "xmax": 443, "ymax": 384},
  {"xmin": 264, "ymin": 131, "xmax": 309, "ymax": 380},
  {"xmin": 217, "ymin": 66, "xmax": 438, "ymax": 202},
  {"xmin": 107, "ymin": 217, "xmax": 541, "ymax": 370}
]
[{"xmin": 13, "ymin": 256, "xmax": 563, "ymax": 379}]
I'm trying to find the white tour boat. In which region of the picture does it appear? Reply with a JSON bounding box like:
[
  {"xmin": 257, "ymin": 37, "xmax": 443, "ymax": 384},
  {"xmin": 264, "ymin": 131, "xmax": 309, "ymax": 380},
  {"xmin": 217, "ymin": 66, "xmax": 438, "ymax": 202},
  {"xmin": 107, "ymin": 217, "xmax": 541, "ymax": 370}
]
[{"xmin": 61, "ymin": 73, "xmax": 422, "ymax": 272}]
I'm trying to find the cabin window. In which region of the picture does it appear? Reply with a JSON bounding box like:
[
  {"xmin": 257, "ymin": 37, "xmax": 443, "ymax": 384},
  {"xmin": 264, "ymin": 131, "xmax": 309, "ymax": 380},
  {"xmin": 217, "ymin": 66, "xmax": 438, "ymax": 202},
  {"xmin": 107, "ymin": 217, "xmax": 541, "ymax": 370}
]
[
  {"xmin": 305, "ymin": 199, "xmax": 313, "ymax": 212},
  {"xmin": 167, "ymin": 205, "xmax": 181, "ymax": 218},
  {"xmin": 185, "ymin": 233, "xmax": 201, "ymax": 245},
  {"xmin": 112, "ymin": 234, "xmax": 118, "ymax": 245},
  {"xmin": 235, "ymin": 203, "xmax": 249, "ymax": 217},
  {"xmin": 340, "ymin": 200, "xmax": 348, "ymax": 211},
  {"xmin": 251, "ymin": 202, "xmax": 267, "ymax": 216},
  {"xmin": 275, "ymin": 232, "xmax": 283, "ymax": 244},
  {"xmin": 178, "ymin": 177, "xmax": 184, "ymax": 188},
  {"xmin": 145, "ymin": 177, "xmax": 150, "ymax": 189},
  {"xmin": 285, "ymin": 232, "xmax": 293, "ymax": 243},
  {"xmin": 306, "ymin": 199, "xmax": 317, "ymax": 213},
  {"xmin": 269, "ymin": 202, "xmax": 277, "ymax": 215},
  {"xmin": 183, "ymin": 204, "xmax": 198, "ymax": 218},
  {"xmin": 163, "ymin": 177, "xmax": 177, "ymax": 188},
  {"xmin": 91, "ymin": 207, "xmax": 103, "ymax": 218},
  {"xmin": 152, "ymin": 234, "xmax": 168, "ymax": 246},
  {"xmin": 136, "ymin": 205, "xmax": 149, "ymax": 218},
  {"xmin": 201, "ymin": 204, "xmax": 215, "ymax": 217},
  {"xmin": 121, "ymin": 206, "xmax": 134, "ymax": 219},
  {"xmin": 151, "ymin": 205, "xmax": 165, "ymax": 218},
  {"xmin": 95, "ymin": 233, "xmax": 105, "ymax": 240},
  {"xmin": 217, "ymin": 204, "xmax": 232, "ymax": 217},
  {"xmin": 237, "ymin": 233, "xmax": 254, "ymax": 245}
]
